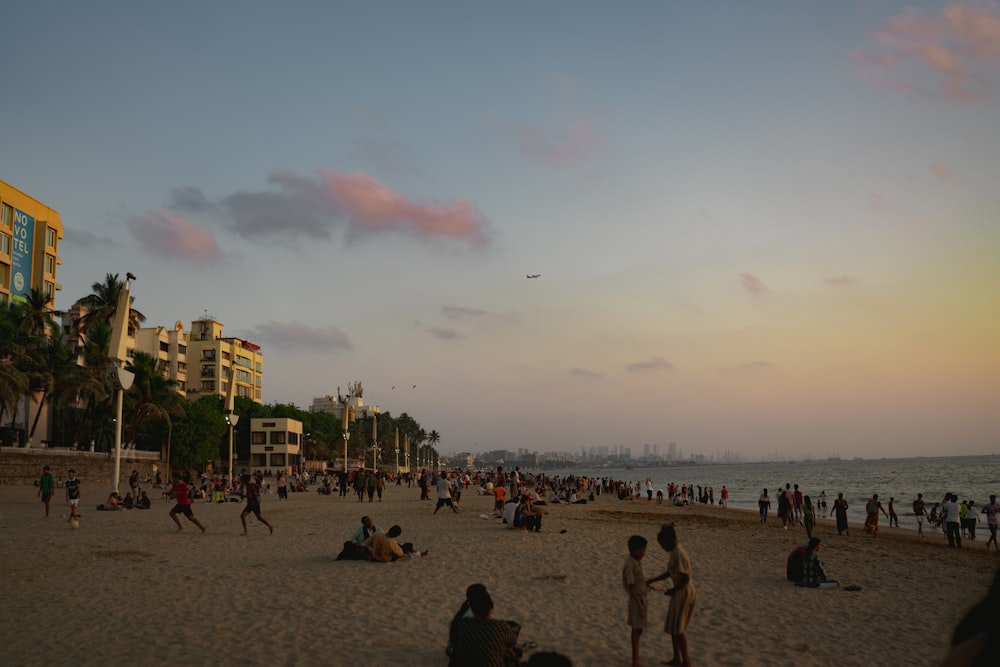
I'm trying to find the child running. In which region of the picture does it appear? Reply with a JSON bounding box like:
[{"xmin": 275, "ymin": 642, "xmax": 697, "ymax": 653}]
[
  {"xmin": 622, "ymin": 535, "xmax": 650, "ymax": 666},
  {"xmin": 240, "ymin": 474, "xmax": 274, "ymax": 535},
  {"xmin": 168, "ymin": 471, "xmax": 206, "ymax": 533}
]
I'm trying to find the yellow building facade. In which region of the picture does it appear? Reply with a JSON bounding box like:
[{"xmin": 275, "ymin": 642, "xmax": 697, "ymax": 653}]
[
  {"xmin": 186, "ymin": 317, "xmax": 263, "ymax": 404},
  {"xmin": 0, "ymin": 180, "xmax": 64, "ymax": 307}
]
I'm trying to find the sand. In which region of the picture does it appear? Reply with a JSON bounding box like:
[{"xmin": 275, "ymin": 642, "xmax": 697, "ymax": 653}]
[{"xmin": 1, "ymin": 481, "xmax": 995, "ymax": 666}]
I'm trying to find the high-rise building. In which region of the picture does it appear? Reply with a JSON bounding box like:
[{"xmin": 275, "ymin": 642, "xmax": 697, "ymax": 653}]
[
  {"xmin": 0, "ymin": 180, "xmax": 63, "ymax": 308},
  {"xmin": 1, "ymin": 181, "xmax": 64, "ymax": 448},
  {"xmin": 186, "ymin": 317, "xmax": 263, "ymax": 404}
]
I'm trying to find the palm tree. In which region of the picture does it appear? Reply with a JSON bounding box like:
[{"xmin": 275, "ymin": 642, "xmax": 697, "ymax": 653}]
[
  {"xmin": 427, "ymin": 430, "xmax": 441, "ymax": 449},
  {"xmin": 125, "ymin": 351, "xmax": 185, "ymax": 450},
  {"xmin": 0, "ymin": 303, "xmax": 30, "ymax": 425},
  {"xmin": 76, "ymin": 273, "xmax": 146, "ymax": 331}
]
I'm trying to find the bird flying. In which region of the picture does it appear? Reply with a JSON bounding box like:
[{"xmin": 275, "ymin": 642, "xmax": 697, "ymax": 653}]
[{"xmin": 527, "ymin": 274, "xmax": 541, "ymax": 279}]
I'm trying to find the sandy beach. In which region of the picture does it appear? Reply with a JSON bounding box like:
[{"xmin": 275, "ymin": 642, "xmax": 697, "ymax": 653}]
[{"xmin": 1, "ymin": 480, "xmax": 995, "ymax": 666}]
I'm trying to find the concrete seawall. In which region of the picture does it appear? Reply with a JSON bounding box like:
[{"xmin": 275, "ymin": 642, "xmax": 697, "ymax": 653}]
[{"xmin": 0, "ymin": 449, "xmax": 161, "ymax": 488}]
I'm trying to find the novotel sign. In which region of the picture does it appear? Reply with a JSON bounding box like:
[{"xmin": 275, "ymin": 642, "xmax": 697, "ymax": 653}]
[{"xmin": 10, "ymin": 208, "xmax": 35, "ymax": 301}]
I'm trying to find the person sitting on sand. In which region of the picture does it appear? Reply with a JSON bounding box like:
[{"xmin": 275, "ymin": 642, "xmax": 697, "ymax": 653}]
[
  {"xmin": 798, "ymin": 538, "xmax": 838, "ymax": 589},
  {"xmin": 447, "ymin": 585, "xmax": 521, "ymax": 667},
  {"xmin": 517, "ymin": 496, "xmax": 548, "ymax": 532},
  {"xmin": 136, "ymin": 491, "xmax": 151, "ymax": 509},
  {"xmin": 99, "ymin": 491, "xmax": 122, "ymax": 511},
  {"xmin": 364, "ymin": 525, "xmax": 427, "ymax": 561}
]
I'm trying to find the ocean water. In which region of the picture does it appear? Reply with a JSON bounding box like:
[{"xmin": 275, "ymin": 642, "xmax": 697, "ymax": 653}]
[{"xmin": 545, "ymin": 455, "xmax": 1000, "ymax": 530}]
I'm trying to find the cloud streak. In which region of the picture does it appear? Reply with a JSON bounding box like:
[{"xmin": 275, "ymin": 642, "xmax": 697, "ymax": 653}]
[
  {"xmin": 427, "ymin": 327, "xmax": 466, "ymax": 340},
  {"xmin": 858, "ymin": 3, "xmax": 1000, "ymax": 103},
  {"xmin": 824, "ymin": 274, "xmax": 858, "ymax": 287},
  {"xmin": 931, "ymin": 162, "xmax": 953, "ymax": 182},
  {"xmin": 740, "ymin": 273, "xmax": 767, "ymax": 294},
  {"xmin": 625, "ymin": 357, "xmax": 674, "ymax": 373},
  {"xmin": 248, "ymin": 320, "xmax": 352, "ymax": 352}
]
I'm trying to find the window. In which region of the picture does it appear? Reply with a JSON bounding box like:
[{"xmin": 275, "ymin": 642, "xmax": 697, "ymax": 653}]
[
  {"xmin": 44, "ymin": 254, "xmax": 55, "ymax": 274},
  {"xmin": 0, "ymin": 293, "xmax": 7, "ymax": 306},
  {"xmin": 201, "ymin": 380, "xmax": 215, "ymax": 391},
  {"xmin": 201, "ymin": 365, "xmax": 214, "ymax": 378},
  {"xmin": 159, "ymin": 341, "xmax": 169, "ymax": 352},
  {"xmin": 46, "ymin": 227, "xmax": 57, "ymax": 247},
  {"xmin": 43, "ymin": 282, "xmax": 53, "ymax": 299},
  {"xmin": 269, "ymin": 453, "xmax": 286, "ymax": 467},
  {"xmin": 1, "ymin": 204, "xmax": 11, "ymax": 228},
  {"xmin": 202, "ymin": 349, "xmax": 216, "ymax": 360},
  {"xmin": 222, "ymin": 351, "xmax": 231, "ymax": 361},
  {"xmin": 270, "ymin": 432, "xmax": 286, "ymax": 445},
  {"xmin": 177, "ymin": 362, "xmax": 186, "ymax": 371},
  {"xmin": 178, "ymin": 345, "xmax": 186, "ymax": 354},
  {"xmin": 251, "ymin": 432, "xmax": 266, "ymax": 445},
  {"xmin": 0, "ymin": 262, "xmax": 7, "ymax": 288},
  {"xmin": 236, "ymin": 369, "xmax": 251, "ymax": 383},
  {"xmin": 255, "ymin": 389, "xmax": 261, "ymax": 400},
  {"xmin": 289, "ymin": 433, "xmax": 299, "ymax": 445},
  {"xmin": 0, "ymin": 233, "xmax": 9, "ymax": 256}
]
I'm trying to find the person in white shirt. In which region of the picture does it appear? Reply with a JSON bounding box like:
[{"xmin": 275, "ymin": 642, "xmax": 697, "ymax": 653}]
[
  {"xmin": 434, "ymin": 474, "xmax": 458, "ymax": 514},
  {"xmin": 938, "ymin": 493, "xmax": 962, "ymax": 548}
]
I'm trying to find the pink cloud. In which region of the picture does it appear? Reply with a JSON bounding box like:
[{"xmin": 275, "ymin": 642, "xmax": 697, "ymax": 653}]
[
  {"xmin": 127, "ymin": 211, "xmax": 222, "ymax": 262},
  {"xmin": 740, "ymin": 273, "xmax": 767, "ymax": 294},
  {"xmin": 860, "ymin": 3, "xmax": 1000, "ymax": 103},
  {"xmin": 322, "ymin": 171, "xmax": 489, "ymax": 247},
  {"xmin": 931, "ymin": 162, "xmax": 953, "ymax": 182},
  {"xmin": 870, "ymin": 193, "xmax": 888, "ymax": 212},
  {"xmin": 824, "ymin": 274, "xmax": 858, "ymax": 287}
]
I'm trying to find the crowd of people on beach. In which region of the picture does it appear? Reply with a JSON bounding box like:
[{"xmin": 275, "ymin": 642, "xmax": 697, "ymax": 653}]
[{"xmin": 31, "ymin": 461, "xmax": 1000, "ymax": 665}]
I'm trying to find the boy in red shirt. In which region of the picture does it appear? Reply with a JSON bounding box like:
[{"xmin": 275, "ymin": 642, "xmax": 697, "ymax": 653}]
[{"xmin": 169, "ymin": 471, "xmax": 206, "ymax": 533}]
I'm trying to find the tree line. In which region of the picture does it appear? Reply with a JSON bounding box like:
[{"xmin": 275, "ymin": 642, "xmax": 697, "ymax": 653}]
[{"xmin": 0, "ymin": 273, "xmax": 440, "ymax": 471}]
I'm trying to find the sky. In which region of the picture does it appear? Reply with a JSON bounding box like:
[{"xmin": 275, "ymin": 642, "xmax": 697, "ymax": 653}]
[{"xmin": 3, "ymin": 1, "xmax": 999, "ymax": 460}]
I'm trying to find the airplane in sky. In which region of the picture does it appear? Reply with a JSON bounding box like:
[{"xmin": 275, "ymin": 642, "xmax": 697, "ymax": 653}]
[{"xmin": 526, "ymin": 274, "xmax": 541, "ymax": 279}]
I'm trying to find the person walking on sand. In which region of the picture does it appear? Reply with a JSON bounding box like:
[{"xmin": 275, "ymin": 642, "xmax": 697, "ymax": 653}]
[
  {"xmin": 240, "ymin": 474, "xmax": 273, "ymax": 536},
  {"xmin": 623, "ymin": 535, "xmax": 650, "ymax": 667},
  {"xmin": 938, "ymin": 493, "xmax": 962, "ymax": 548},
  {"xmin": 982, "ymin": 495, "xmax": 999, "ymax": 552},
  {"xmin": 168, "ymin": 471, "xmax": 206, "ymax": 534},
  {"xmin": 758, "ymin": 488, "xmax": 770, "ymax": 524},
  {"xmin": 913, "ymin": 493, "xmax": 928, "ymax": 537},
  {"xmin": 38, "ymin": 465, "xmax": 54, "ymax": 517},
  {"xmin": 720, "ymin": 485, "xmax": 728, "ymax": 509},
  {"xmin": 864, "ymin": 493, "xmax": 889, "ymax": 537},
  {"xmin": 648, "ymin": 523, "xmax": 696, "ymax": 667},
  {"xmin": 831, "ymin": 492, "xmax": 849, "ymax": 536},
  {"xmin": 803, "ymin": 495, "xmax": 816, "ymax": 540},
  {"xmin": 888, "ymin": 497, "xmax": 899, "ymax": 528},
  {"xmin": 65, "ymin": 469, "xmax": 81, "ymax": 523}
]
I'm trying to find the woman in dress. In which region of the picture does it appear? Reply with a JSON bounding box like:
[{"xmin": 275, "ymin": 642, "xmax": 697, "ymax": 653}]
[
  {"xmin": 648, "ymin": 523, "xmax": 696, "ymax": 666},
  {"xmin": 831, "ymin": 492, "xmax": 850, "ymax": 536},
  {"xmin": 863, "ymin": 493, "xmax": 889, "ymax": 537}
]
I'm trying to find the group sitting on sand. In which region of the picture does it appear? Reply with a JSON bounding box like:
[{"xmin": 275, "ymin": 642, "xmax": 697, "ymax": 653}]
[{"xmin": 336, "ymin": 515, "xmax": 428, "ymax": 561}]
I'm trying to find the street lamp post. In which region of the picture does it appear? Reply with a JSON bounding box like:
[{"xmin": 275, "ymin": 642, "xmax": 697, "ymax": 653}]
[{"xmin": 227, "ymin": 413, "xmax": 240, "ymax": 490}]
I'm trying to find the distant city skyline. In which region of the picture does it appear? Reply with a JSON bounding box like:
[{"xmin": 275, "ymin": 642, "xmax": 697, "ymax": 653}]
[{"xmin": 4, "ymin": 2, "xmax": 998, "ymax": 459}]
